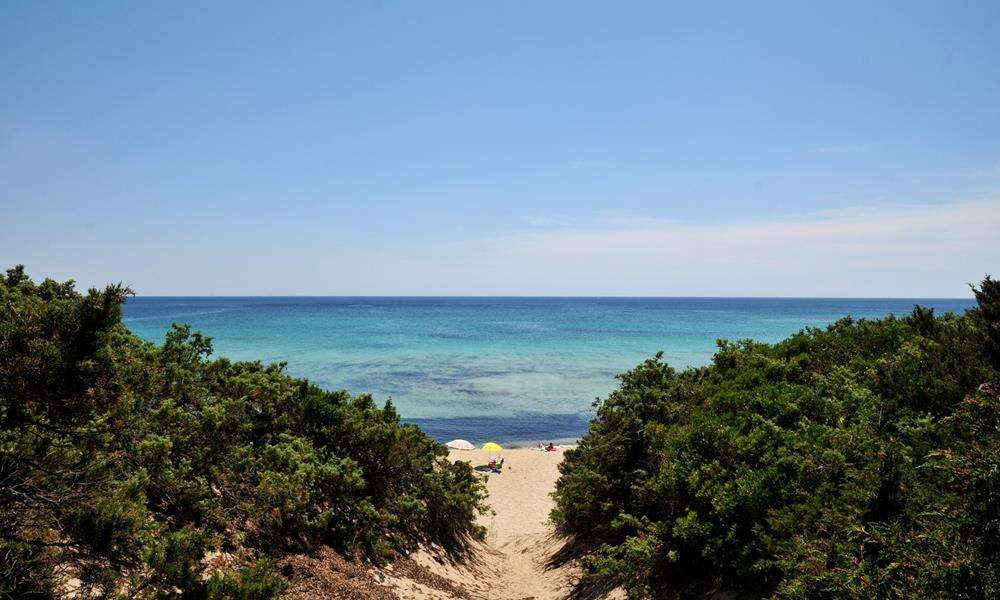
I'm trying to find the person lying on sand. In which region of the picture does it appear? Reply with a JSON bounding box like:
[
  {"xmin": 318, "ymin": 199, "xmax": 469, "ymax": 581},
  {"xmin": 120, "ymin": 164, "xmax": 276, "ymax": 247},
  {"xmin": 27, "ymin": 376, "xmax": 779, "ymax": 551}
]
[{"xmin": 474, "ymin": 458, "xmax": 504, "ymax": 474}]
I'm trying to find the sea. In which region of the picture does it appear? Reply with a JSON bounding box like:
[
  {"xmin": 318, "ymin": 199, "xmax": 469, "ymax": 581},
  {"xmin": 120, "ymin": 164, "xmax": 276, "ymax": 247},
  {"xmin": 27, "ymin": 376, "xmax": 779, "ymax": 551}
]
[{"xmin": 123, "ymin": 296, "xmax": 974, "ymax": 445}]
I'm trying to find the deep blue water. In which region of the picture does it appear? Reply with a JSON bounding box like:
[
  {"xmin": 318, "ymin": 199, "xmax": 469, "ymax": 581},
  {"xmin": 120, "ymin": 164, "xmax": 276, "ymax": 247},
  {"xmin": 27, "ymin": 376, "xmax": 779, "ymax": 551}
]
[{"xmin": 124, "ymin": 296, "xmax": 974, "ymax": 444}]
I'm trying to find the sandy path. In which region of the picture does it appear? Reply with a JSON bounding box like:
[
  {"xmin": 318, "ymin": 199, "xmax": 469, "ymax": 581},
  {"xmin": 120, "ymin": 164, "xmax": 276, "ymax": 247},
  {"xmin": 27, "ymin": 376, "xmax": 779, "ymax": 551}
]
[
  {"xmin": 380, "ymin": 449, "xmax": 622, "ymax": 600},
  {"xmin": 465, "ymin": 448, "xmax": 574, "ymax": 600}
]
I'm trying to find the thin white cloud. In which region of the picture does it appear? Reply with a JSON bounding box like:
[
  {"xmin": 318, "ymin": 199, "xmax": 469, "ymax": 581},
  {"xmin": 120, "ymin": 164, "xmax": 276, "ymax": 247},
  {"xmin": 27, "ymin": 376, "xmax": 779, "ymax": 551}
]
[
  {"xmin": 450, "ymin": 199, "xmax": 1000, "ymax": 297},
  {"xmin": 12, "ymin": 198, "xmax": 996, "ymax": 297}
]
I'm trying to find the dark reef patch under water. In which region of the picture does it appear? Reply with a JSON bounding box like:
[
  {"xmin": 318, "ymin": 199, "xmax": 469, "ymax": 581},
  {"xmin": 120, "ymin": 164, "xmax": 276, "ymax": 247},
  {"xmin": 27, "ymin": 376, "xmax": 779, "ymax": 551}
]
[{"xmin": 405, "ymin": 412, "xmax": 593, "ymax": 446}]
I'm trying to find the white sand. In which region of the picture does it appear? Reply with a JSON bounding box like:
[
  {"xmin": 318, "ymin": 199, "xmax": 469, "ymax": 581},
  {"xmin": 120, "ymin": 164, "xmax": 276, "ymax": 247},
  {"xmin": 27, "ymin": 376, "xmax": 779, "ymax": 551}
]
[{"xmin": 378, "ymin": 448, "xmax": 624, "ymax": 600}]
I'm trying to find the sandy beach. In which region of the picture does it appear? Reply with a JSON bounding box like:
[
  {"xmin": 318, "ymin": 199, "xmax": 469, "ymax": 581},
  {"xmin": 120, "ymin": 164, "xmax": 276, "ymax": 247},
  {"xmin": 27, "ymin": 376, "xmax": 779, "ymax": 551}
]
[{"xmin": 378, "ymin": 448, "xmax": 624, "ymax": 600}]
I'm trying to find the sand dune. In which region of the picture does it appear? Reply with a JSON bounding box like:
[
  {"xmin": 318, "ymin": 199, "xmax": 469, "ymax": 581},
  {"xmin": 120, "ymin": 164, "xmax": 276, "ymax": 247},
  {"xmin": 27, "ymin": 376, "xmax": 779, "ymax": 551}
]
[{"xmin": 378, "ymin": 448, "xmax": 624, "ymax": 600}]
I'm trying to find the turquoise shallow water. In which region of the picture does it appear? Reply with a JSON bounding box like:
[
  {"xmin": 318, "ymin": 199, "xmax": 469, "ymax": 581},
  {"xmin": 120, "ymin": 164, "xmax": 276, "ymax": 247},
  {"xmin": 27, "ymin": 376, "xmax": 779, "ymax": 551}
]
[{"xmin": 124, "ymin": 297, "xmax": 974, "ymax": 444}]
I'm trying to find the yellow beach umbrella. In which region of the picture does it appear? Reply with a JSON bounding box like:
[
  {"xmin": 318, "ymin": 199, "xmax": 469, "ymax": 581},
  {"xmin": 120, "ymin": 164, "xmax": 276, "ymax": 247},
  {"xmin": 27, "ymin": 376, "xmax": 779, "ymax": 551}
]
[{"xmin": 481, "ymin": 442, "xmax": 503, "ymax": 452}]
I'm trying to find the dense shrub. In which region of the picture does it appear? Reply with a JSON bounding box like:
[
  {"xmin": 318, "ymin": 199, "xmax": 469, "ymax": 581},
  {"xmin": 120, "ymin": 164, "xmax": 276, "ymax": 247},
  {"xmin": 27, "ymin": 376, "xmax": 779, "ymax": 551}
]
[
  {"xmin": 0, "ymin": 266, "xmax": 486, "ymax": 598},
  {"xmin": 554, "ymin": 277, "xmax": 1000, "ymax": 599}
]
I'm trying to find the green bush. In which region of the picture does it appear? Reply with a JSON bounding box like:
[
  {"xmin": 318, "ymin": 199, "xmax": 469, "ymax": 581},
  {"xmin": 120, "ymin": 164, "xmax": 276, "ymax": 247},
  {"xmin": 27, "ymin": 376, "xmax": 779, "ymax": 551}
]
[
  {"xmin": 0, "ymin": 266, "xmax": 486, "ymax": 597},
  {"xmin": 554, "ymin": 278, "xmax": 1000, "ymax": 598},
  {"xmin": 204, "ymin": 559, "xmax": 289, "ymax": 600}
]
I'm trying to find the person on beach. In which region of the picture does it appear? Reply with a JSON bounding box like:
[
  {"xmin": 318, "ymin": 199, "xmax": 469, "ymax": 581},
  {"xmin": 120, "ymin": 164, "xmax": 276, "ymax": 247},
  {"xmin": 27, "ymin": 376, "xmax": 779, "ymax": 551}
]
[{"xmin": 546, "ymin": 442, "xmax": 556, "ymax": 452}]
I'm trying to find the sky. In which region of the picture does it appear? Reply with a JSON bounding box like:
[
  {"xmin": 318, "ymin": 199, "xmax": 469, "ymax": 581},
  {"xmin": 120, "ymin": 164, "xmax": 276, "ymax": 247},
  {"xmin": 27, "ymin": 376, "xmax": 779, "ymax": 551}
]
[{"xmin": 2, "ymin": 1, "xmax": 999, "ymax": 297}]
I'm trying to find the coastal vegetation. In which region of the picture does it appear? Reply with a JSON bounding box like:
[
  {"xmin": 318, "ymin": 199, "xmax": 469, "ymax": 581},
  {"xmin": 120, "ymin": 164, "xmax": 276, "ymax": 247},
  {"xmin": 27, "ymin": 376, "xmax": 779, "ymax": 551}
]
[
  {"xmin": 554, "ymin": 276, "xmax": 1000, "ymax": 598},
  {"xmin": 6, "ymin": 263, "xmax": 998, "ymax": 599},
  {"xmin": 0, "ymin": 266, "xmax": 487, "ymax": 598}
]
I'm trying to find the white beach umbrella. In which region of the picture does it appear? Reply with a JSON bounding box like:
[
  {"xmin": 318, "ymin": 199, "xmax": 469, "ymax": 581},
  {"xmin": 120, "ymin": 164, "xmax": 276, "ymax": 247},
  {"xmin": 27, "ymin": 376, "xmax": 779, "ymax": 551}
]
[{"xmin": 445, "ymin": 439, "xmax": 475, "ymax": 450}]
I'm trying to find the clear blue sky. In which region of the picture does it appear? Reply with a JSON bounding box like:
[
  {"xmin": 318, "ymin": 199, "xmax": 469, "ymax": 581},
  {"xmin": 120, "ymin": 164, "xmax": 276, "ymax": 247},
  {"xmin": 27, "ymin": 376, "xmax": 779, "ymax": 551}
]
[{"xmin": 2, "ymin": 1, "xmax": 999, "ymax": 296}]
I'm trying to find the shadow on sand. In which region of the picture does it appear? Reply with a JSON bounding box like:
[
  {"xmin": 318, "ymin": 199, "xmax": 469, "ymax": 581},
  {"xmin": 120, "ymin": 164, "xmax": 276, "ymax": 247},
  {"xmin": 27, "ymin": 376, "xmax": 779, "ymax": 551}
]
[{"xmin": 544, "ymin": 536, "xmax": 621, "ymax": 600}]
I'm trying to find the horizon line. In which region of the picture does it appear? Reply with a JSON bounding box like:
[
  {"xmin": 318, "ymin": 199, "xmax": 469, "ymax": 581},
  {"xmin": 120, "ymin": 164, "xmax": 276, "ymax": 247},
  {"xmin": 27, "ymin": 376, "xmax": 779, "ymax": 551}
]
[{"xmin": 128, "ymin": 294, "xmax": 975, "ymax": 301}]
